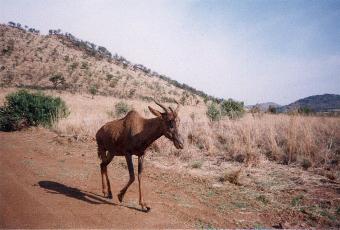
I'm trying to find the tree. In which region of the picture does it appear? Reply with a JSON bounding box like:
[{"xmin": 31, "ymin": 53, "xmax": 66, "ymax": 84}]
[{"xmin": 267, "ymin": 105, "xmax": 277, "ymax": 114}]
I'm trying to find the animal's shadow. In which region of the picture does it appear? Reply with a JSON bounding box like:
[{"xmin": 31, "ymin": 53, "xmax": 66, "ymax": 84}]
[{"xmin": 38, "ymin": 180, "xmax": 147, "ymax": 212}]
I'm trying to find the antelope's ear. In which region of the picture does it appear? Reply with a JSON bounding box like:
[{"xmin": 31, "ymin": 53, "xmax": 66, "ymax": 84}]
[{"xmin": 148, "ymin": 106, "xmax": 162, "ymax": 117}]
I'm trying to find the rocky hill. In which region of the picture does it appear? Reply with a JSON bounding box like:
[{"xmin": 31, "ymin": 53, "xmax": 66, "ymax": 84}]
[
  {"xmin": 0, "ymin": 23, "xmax": 218, "ymax": 105},
  {"xmin": 282, "ymin": 94, "xmax": 340, "ymax": 112}
]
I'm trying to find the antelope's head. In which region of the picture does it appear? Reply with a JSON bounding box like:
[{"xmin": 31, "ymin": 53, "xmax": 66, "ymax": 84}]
[{"xmin": 148, "ymin": 100, "xmax": 184, "ymax": 149}]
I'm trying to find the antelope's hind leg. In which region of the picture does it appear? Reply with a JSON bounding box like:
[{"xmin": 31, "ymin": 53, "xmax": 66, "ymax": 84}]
[
  {"xmin": 117, "ymin": 154, "xmax": 135, "ymax": 203},
  {"xmin": 99, "ymin": 149, "xmax": 114, "ymax": 199},
  {"xmin": 138, "ymin": 155, "xmax": 150, "ymax": 212}
]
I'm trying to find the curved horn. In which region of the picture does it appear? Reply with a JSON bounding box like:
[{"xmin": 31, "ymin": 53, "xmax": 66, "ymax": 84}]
[{"xmin": 153, "ymin": 99, "xmax": 168, "ymax": 113}]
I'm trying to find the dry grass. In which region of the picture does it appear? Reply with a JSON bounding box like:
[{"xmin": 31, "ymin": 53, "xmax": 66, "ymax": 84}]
[
  {"xmin": 225, "ymin": 114, "xmax": 339, "ymax": 169},
  {"xmin": 1, "ymin": 87, "xmax": 339, "ymax": 174}
]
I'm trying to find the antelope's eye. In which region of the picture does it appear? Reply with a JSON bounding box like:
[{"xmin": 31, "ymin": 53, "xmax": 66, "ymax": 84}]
[{"xmin": 168, "ymin": 121, "xmax": 174, "ymax": 128}]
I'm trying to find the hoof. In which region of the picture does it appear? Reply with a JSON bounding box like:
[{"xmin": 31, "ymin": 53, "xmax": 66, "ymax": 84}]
[
  {"xmin": 142, "ymin": 206, "xmax": 151, "ymax": 213},
  {"xmin": 117, "ymin": 193, "xmax": 123, "ymax": 203},
  {"xmin": 107, "ymin": 191, "xmax": 113, "ymax": 199}
]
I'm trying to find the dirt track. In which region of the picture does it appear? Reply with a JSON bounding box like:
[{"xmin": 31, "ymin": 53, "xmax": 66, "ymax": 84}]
[
  {"xmin": 0, "ymin": 128, "xmax": 194, "ymax": 228},
  {"xmin": 1, "ymin": 128, "xmax": 339, "ymax": 228}
]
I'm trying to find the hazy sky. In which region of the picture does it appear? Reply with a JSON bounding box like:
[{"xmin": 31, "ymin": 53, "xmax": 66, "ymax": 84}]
[{"xmin": 1, "ymin": 0, "xmax": 340, "ymax": 104}]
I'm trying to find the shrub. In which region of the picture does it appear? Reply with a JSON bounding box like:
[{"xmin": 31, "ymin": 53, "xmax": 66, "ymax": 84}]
[
  {"xmin": 139, "ymin": 96, "xmax": 153, "ymax": 102},
  {"xmin": 128, "ymin": 88, "xmax": 136, "ymax": 98},
  {"xmin": 206, "ymin": 99, "xmax": 244, "ymax": 121},
  {"xmin": 301, "ymin": 158, "xmax": 312, "ymax": 170},
  {"xmin": 80, "ymin": 61, "xmax": 89, "ymax": 69},
  {"xmin": 106, "ymin": 74, "xmax": 114, "ymax": 81},
  {"xmin": 256, "ymin": 195, "xmax": 269, "ymax": 205},
  {"xmin": 109, "ymin": 79, "xmax": 119, "ymax": 88},
  {"xmin": 0, "ymin": 90, "xmax": 69, "ymax": 131},
  {"xmin": 291, "ymin": 195, "xmax": 304, "ymax": 206},
  {"xmin": 115, "ymin": 101, "xmax": 131, "ymax": 117},
  {"xmin": 298, "ymin": 106, "xmax": 313, "ymax": 115},
  {"xmin": 69, "ymin": 62, "xmax": 78, "ymax": 71},
  {"xmin": 267, "ymin": 105, "xmax": 277, "ymax": 114},
  {"xmin": 89, "ymin": 84, "xmax": 98, "ymax": 98},
  {"xmin": 218, "ymin": 169, "xmax": 242, "ymax": 185},
  {"xmin": 206, "ymin": 102, "xmax": 221, "ymax": 121},
  {"xmin": 191, "ymin": 160, "xmax": 203, "ymax": 169},
  {"xmin": 49, "ymin": 74, "xmax": 65, "ymax": 89},
  {"xmin": 220, "ymin": 99, "xmax": 244, "ymax": 119},
  {"xmin": 161, "ymin": 96, "xmax": 176, "ymax": 103}
]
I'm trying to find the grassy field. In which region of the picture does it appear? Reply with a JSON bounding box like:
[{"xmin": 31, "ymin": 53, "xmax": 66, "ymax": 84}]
[{"xmin": 1, "ymin": 87, "xmax": 339, "ymax": 173}]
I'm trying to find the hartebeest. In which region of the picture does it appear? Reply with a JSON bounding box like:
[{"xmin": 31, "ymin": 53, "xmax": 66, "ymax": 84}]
[{"xmin": 96, "ymin": 100, "xmax": 184, "ymax": 212}]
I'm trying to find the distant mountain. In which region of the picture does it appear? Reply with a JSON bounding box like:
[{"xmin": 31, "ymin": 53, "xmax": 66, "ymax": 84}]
[
  {"xmin": 282, "ymin": 94, "xmax": 340, "ymax": 112},
  {"xmin": 246, "ymin": 102, "xmax": 281, "ymax": 111}
]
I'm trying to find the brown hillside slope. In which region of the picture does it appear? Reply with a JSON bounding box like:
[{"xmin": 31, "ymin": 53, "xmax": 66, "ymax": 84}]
[{"xmin": 0, "ymin": 24, "xmax": 200, "ymax": 105}]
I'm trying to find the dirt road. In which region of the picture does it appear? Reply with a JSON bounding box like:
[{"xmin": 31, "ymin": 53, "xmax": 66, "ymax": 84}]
[
  {"xmin": 1, "ymin": 128, "xmax": 339, "ymax": 228},
  {"xmin": 0, "ymin": 128, "xmax": 232, "ymax": 228},
  {"xmin": 0, "ymin": 128, "xmax": 193, "ymax": 228}
]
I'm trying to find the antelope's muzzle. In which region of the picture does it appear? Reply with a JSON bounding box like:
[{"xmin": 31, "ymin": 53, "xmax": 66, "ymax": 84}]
[{"xmin": 173, "ymin": 135, "xmax": 184, "ymax": 149}]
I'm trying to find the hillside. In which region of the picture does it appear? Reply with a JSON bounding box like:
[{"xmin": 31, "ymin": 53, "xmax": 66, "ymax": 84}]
[
  {"xmin": 282, "ymin": 94, "xmax": 340, "ymax": 112},
  {"xmin": 0, "ymin": 23, "xmax": 217, "ymax": 105},
  {"xmin": 246, "ymin": 102, "xmax": 281, "ymax": 111}
]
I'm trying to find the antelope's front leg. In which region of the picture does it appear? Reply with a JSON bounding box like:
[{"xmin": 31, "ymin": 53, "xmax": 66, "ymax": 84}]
[{"xmin": 138, "ymin": 155, "xmax": 150, "ymax": 212}]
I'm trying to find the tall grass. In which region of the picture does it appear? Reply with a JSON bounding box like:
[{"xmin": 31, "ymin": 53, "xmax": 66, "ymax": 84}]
[
  {"xmin": 212, "ymin": 114, "xmax": 340, "ymax": 169},
  {"xmin": 1, "ymin": 88, "xmax": 338, "ymax": 171},
  {"xmin": 53, "ymin": 93, "xmax": 340, "ymax": 170}
]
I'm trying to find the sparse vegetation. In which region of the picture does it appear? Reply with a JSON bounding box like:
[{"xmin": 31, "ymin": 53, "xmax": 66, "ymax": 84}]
[
  {"xmin": 206, "ymin": 102, "xmax": 221, "ymax": 121},
  {"xmin": 80, "ymin": 61, "xmax": 89, "ymax": 69},
  {"xmin": 256, "ymin": 195, "xmax": 269, "ymax": 205},
  {"xmin": 291, "ymin": 195, "xmax": 304, "ymax": 207},
  {"xmin": 301, "ymin": 158, "xmax": 312, "ymax": 170},
  {"xmin": 89, "ymin": 84, "xmax": 98, "ymax": 99},
  {"xmin": 114, "ymin": 101, "xmax": 131, "ymax": 117},
  {"xmin": 106, "ymin": 74, "xmax": 114, "ymax": 81},
  {"xmin": 128, "ymin": 88, "xmax": 136, "ymax": 98},
  {"xmin": 49, "ymin": 74, "xmax": 66, "ymax": 89},
  {"xmin": 69, "ymin": 62, "xmax": 78, "ymax": 71},
  {"xmin": 218, "ymin": 169, "xmax": 242, "ymax": 185},
  {"xmin": 191, "ymin": 160, "xmax": 203, "ymax": 169}
]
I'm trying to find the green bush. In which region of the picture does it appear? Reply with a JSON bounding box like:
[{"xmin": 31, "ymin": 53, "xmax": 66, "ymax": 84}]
[
  {"xmin": 220, "ymin": 99, "xmax": 244, "ymax": 119},
  {"xmin": 0, "ymin": 90, "xmax": 69, "ymax": 131},
  {"xmin": 206, "ymin": 99, "xmax": 244, "ymax": 121},
  {"xmin": 298, "ymin": 106, "xmax": 313, "ymax": 115},
  {"xmin": 206, "ymin": 102, "xmax": 221, "ymax": 121},
  {"xmin": 115, "ymin": 101, "xmax": 131, "ymax": 117}
]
